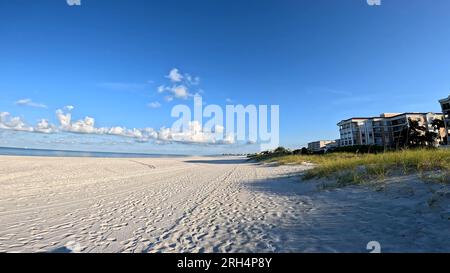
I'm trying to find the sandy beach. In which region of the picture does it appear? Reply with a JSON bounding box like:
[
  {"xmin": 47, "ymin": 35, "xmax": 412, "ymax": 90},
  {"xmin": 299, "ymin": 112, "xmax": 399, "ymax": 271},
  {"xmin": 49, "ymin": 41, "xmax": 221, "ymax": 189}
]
[{"xmin": 0, "ymin": 156, "xmax": 449, "ymax": 253}]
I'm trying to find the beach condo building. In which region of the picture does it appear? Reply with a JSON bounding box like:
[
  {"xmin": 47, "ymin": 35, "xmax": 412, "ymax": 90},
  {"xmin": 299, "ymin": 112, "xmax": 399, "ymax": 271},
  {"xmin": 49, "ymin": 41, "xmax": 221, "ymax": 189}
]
[
  {"xmin": 308, "ymin": 140, "xmax": 336, "ymax": 152},
  {"xmin": 325, "ymin": 140, "xmax": 340, "ymax": 150},
  {"xmin": 338, "ymin": 112, "xmax": 446, "ymax": 148},
  {"xmin": 375, "ymin": 113, "xmax": 404, "ymax": 147},
  {"xmin": 387, "ymin": 113, "xmax": 444, "ymax": 148},
  {"xmin": 440, "ymin": 96, "xmax": 450, "ymax": 145},
  {"xmin": 337, "ymin": 118, "xmax": 373, "ymax": 146}
]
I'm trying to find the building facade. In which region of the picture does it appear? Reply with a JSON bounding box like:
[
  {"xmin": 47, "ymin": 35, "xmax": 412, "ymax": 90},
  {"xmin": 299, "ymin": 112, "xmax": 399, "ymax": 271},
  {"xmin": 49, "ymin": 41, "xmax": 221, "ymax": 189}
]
[
  {"xmin": 440, "ymin": 96, "xmax": 450, "ymax": 145},
  {"xmin": 338, "ymin": 112, "xmax": 446, "ymax": 148},
  {"xmin": 308, "ymin": 140, "xmax": 336, "ymax": 152},
  {"xmin": 337, "ymin": 118, "xmax": 369, "ymax": 147}
]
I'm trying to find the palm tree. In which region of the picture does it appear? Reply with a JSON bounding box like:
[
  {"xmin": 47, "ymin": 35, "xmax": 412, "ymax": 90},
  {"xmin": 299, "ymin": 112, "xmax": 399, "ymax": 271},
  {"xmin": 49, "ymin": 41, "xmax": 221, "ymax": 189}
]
[
  {"xmin": 398, "ymin": 118, "xmax": 435, "ymax": 148},
  {"xmin": 431, "ymin": 119, "xmax": 447, "ymax": 145}
]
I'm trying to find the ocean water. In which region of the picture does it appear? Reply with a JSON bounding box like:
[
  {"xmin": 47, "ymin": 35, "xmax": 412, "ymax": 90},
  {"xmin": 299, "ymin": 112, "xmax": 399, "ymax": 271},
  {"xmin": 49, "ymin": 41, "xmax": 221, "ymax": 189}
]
[{"xmin": 0, "ymin": 147, "xmax": 185, "ymax": 158}]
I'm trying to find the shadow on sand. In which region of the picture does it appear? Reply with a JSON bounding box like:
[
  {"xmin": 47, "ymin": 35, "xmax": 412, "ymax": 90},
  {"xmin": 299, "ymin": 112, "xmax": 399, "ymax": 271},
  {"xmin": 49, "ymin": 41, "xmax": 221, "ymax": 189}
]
[
  {"xmin": 184, "ymin": 158, "xmax": 250, "ymax": 165},
  {"xmin": 247, "ymin": 174, "xmax": 317, "ymax": 197},
  {"xmin": 49, "ymin": 246, "xmax": 73, "ymax": 253},
  {"xmin": 243, "ymin": 173, "xmax": 450, "ymax": 252}
]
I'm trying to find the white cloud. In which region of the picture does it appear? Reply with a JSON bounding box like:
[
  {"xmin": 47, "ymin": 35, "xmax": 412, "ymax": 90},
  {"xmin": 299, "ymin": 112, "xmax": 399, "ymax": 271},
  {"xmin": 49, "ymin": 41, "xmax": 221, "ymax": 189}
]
[
  {"xmin": 56, "ymin": 109, "xmax": 103, "ymax": 134},
  {"xmin": 66, "ymin": 0, "xmax": 81, "ymax": 6},
  {"xmin": 158, "ymin": 121, "xmax": 235, "ymax": 145},
  {"xmin": 108, "ymin": 126, "xmax": 125, "ymax": 136},
  {"xmin": 56, "ymin": 109, "xmax": 72, "ymax": 130},
  {"xmin": 143, "ymin": 128, "xmax": 158, "ymax": 139},
  {"xmin": 15, "ymin": 99, "xmax": 30, "ymax": 105},
  {"xmin": 1, "ymin": 106, "xmax": 237, "ymax": 146},
  {"xmin": 157, "ymin": 127, "xmax": 172, "ymax": 142},
  {"xmin": 15, "ymin": 98, "xmax": 47, "ymax": 109},
  {"xmin": 157, "ymin": 84, "xmax": 191, "ymax": 99},
  {"xmin": 166, "ymin": 68, "xmax": 183, "ymax": 82},
  {"xmin": 64, "ymin": 105, "xmax": 75, "ymax": 111},
  {"xmin": 157, "ymin": 85, "xmax": 167, "ymax": 93},
  {"xmin": 0, "ymin": 112, "xmax": 34, "ymax": 132},
  {"xmin": 148, "ymin": 101, "xmax": 161, "ymax": 108},
  {"xmin": 107, "ymin": 127, "xmax": 147, "ymax": 139},
  {"xmin": 129, "ymin": 128, "xmax": 143, "ymax": 139},
  {"xmin": 70, "ymin": 116, "xmax": 103, "ymax": 134},
  {"xmin": 185, "ymin": 74, "xmax": 200, "ymax": 85},
  {"xmin": 171, "ymin": 85, "xmax": 190, "ymax": 99},
  {"xmin": 54, "ymin": 108, "xmax": 152, "ymax": 141},
  {"xmin": 157, "ymin": 68, "xmax": 200, "ymax": 102},
  {"xmin": 0, "ymin": 112, "xmax": 58, "ymax": 134},
  {"xmin": 35, "ymin": 119, "xmax": 57, "ymax": 133}
]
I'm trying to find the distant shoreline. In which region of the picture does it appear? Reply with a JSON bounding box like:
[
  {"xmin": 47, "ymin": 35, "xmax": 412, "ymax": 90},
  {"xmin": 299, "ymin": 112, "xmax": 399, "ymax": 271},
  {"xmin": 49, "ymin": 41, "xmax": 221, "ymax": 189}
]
[{"xmin": 0, "ymin": 147, "xmax": 196, "ymax": 158}]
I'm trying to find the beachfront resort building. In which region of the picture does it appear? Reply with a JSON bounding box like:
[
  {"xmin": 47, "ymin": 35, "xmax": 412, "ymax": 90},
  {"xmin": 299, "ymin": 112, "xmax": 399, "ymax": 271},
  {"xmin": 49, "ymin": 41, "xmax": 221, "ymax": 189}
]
[
  {"xmin": 307, "ymin": 140, "xmax": 337, "ymax": 152},
  {"xmin": 337, "ymin": 118, "xmax": 369, "ymax": 147},
  {"xmin": 440, "ymin": 95, "xmax": 450, "ymax": 145},
  {"xmin": 337, "ymin": 112, "xmax": 446, "ymax": 148}
]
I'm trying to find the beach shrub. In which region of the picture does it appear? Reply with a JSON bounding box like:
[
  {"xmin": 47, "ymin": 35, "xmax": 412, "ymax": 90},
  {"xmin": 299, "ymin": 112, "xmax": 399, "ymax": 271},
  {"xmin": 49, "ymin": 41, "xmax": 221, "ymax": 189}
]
[{"xmin": 255, "ymin": 149, "xmax": 450, "ymax": 185}]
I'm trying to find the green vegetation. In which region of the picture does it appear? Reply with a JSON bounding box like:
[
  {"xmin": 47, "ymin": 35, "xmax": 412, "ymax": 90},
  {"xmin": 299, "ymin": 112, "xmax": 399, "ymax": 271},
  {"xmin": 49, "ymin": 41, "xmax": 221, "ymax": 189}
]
[
  {"xmin": 249, "ymin": 148, "xmax": 450, "ymax": 185},
  {"xmin": 396, "ymin": 118, "xmax": 447, "ymax": 148}
]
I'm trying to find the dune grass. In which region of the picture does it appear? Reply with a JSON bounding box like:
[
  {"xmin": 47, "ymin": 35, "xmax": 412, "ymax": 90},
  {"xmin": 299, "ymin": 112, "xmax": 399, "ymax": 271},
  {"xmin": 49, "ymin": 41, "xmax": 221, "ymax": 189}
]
[{"xmin": 253, "ymin": 149, "xmax": 450, "ymax": 185}]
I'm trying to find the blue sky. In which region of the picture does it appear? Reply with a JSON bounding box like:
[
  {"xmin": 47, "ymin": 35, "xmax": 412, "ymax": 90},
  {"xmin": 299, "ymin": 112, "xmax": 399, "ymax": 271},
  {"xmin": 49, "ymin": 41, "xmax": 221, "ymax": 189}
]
[{"xmin": 1, "ymin": 0, "xmax": 450, "ymax": 154}]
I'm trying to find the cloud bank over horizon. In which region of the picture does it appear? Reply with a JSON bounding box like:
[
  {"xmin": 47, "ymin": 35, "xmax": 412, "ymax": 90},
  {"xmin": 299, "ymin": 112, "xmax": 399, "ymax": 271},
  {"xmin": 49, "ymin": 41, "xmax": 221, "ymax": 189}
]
[{"xmin": 0, "ymin": 105, "xmax": 236, "ymax": 147}]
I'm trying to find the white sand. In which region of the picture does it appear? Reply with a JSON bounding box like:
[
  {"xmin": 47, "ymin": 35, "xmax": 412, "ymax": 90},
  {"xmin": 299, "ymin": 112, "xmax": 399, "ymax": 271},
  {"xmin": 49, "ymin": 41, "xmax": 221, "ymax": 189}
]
[{"xmin": 0, "ymin": 156, "xmax": 449, "ymax": 253}]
